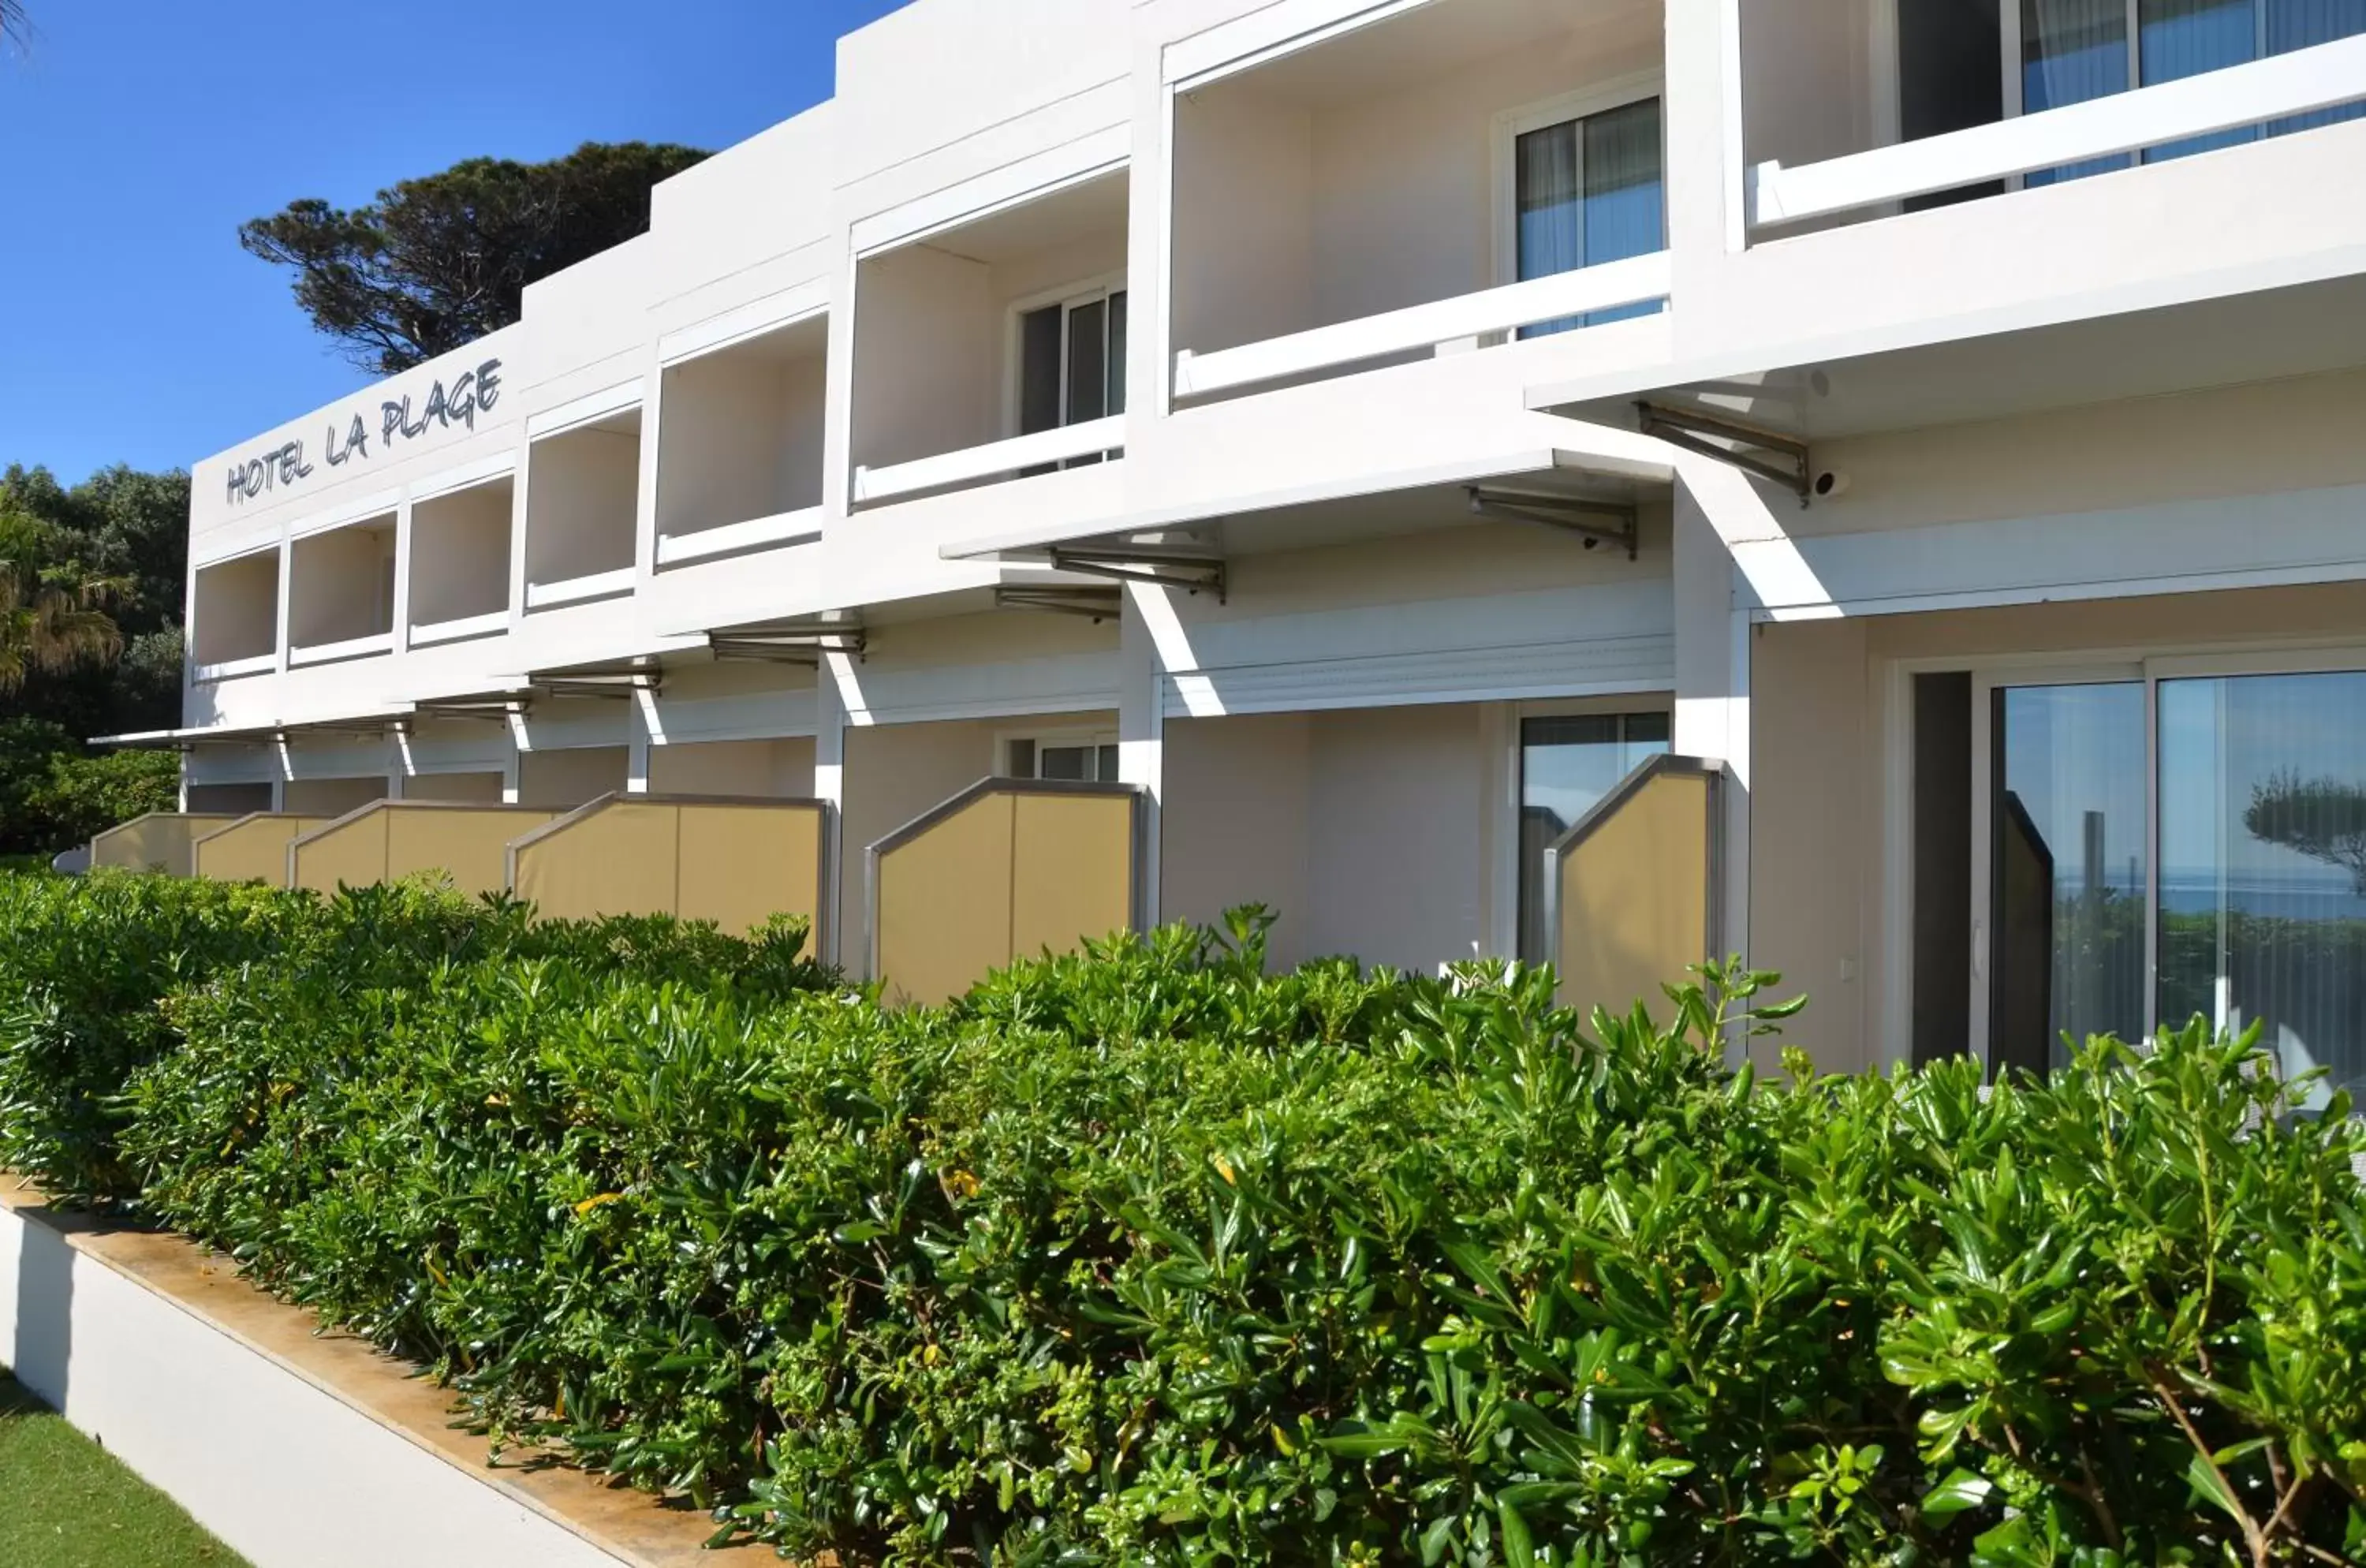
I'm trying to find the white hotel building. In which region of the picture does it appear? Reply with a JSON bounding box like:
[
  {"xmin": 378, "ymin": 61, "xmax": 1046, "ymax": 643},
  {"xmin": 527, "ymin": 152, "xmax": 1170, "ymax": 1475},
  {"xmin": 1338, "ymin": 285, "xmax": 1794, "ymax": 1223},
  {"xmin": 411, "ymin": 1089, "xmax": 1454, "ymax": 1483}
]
[{"xmin": 144, "ymin": 0, "xmax": 2366, "ymax": 1092}]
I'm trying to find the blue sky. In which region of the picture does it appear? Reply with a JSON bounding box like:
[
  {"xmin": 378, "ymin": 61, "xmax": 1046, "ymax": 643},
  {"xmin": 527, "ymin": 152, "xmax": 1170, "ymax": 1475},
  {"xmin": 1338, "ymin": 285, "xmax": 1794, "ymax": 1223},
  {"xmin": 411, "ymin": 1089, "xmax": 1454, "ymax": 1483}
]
[{"xmin": 0, "ymin": 0, "xmax": 903, "ymax": 485}]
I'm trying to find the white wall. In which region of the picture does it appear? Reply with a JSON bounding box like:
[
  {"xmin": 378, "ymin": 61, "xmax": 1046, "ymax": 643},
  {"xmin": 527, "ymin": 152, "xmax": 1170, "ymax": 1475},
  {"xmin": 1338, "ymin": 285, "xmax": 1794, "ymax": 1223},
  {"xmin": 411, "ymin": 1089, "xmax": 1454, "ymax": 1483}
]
[
  {"xmin": 1162, "ymin": 711, "xmax": 1315, "ymax": 964},
  {"xmin": 409, "ymin": 479, "xmax": 513, "ymax": 627},
  {"xmin": 524, "ymin": 420, "xmax": 641, "ymax": 584},
  {"xmin": 655, "ymin": 335, "xmax": 828, "ymax": 537},
  {"xmin": 851, "ymin": 245, "xmax": 998, "ymax": 471},
  {"xmin": 1171, "ymin": 91, "xmax": 1314, "ymax": 355},
  {"xmin": 288, "ymin": 520, "xmax": 395, "ymax": 648},
  {"xmin": 192, "ymin": 552, "xmax": 279, "ymax": 665}
]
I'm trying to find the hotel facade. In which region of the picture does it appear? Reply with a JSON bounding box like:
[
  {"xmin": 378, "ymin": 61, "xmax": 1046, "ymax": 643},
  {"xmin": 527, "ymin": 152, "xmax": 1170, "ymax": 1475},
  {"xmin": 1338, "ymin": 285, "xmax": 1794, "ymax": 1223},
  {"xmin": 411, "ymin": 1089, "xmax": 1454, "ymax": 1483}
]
[{"xmin": 133, "ymin": 0, "xmax": 2366, "ymax": 1095}]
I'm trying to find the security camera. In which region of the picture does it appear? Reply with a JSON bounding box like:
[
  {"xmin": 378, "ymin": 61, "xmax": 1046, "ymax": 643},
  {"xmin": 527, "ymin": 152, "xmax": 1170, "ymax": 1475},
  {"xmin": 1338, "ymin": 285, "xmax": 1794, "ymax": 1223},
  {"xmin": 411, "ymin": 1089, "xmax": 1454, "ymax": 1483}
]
[{"xmin": 1812, "ymin": 469, "xmax": 1850, "ymax": 499}]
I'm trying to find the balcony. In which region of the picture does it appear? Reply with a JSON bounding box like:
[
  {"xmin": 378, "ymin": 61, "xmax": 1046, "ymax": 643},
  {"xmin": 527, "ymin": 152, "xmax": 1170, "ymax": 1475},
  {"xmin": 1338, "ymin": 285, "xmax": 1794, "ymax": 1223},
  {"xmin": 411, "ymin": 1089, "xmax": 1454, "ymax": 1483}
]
[
  {"xmin": 1743, "ymin": 8, "xmax": 2366, "ymax": 235},
  {"xmin": 524, "ymin": 405, "xmax": 641, "ymax": 609},
  {"xmin": 848, "ymin": 168, "xmax": 1129, "ymax": 506},
  {"xmin": 655, "ymin": 313, "xmax": 827, "ymax": 566},
  {"xmin": 1168, "ymin": 0, "xmax": 1669, "ymax": 402},
  {"xmin": 409, "ymin": 473, "xmax": 514, "ymax": 645},
  {"xmin": 286, "ymin": 512, "xmax": 397, "ymax": 668},
  {"xmin": 190, "ymin": 550, "xmax": 280, "ymax": 682}
]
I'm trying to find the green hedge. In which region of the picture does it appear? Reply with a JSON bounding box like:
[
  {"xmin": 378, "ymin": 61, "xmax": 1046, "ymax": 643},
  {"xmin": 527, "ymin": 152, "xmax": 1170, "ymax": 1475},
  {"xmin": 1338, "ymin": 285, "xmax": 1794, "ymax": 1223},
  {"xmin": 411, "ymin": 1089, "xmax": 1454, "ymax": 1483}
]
[{"xmin": 2, "ymin": 875, "xmax": 2364, "ymax": 1564}]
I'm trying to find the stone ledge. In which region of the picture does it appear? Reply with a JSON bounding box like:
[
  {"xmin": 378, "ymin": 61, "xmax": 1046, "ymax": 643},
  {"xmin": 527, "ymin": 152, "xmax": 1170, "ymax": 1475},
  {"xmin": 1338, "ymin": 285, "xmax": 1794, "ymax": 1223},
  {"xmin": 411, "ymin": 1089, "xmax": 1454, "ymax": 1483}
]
[{"xmin": 0, "ymin": 1176, "xmax": 766, "ymax": 1568}]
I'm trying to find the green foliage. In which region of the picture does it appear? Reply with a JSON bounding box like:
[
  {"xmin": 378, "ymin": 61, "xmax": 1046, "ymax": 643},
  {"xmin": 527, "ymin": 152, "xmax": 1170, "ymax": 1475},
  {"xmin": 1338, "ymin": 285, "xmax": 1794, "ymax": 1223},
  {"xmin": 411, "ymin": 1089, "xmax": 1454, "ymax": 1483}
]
[
  {"xmin": 240, "ymin": 142, "xmax": 711, "ymax": 375},
  {"xmin": 0, "ymin": 879, "xmax": 2361, "ymax": 1564},
  {"xmin": 0, "ymin": 717, "xmax": 177, "ymax": 854}
]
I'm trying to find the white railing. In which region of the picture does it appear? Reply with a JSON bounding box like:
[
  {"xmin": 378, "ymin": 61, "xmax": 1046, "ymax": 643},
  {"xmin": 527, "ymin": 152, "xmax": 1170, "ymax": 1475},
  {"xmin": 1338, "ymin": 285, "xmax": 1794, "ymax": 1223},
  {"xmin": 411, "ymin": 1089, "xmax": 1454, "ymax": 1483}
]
[
  {"xmin": 287, "ymin": 630, "xmax": 396, "ymax": 668},
  {"xmin": 192, "ymin": 651, "xmax": 278, "ymax": 684},
  {"xmin": 1170, "ymin": 251, "xmax": 1672, "ymax": 400},
  {"xmin": 1751, "ymin": 33, "xmax": 2366, "ymax": 226},
  {"xmin": 522, "ymin": 566, "xmax": 636, "ymax": 611},
  {"xmin": 852, "ymin": 416, "xmax": 1127, "ymax": 506},
  {"xmin": 408, "ymin": 609, "xmax": 510, "ymax": 648},
  {"xmin": 655, "ymin": 504, "xmax": 825, "ymax": 567}
]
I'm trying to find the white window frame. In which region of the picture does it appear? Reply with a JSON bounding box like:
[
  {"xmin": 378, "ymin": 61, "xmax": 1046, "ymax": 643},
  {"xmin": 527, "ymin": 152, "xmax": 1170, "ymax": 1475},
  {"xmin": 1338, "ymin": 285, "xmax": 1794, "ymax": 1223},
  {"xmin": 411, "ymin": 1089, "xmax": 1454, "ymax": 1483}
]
[
  {"xmin": 1002, "ymin": 271, "xmax": 1129, "ymax": 442},
  {"xmin": 997, "ymin": 723, "xmax": 1121, "ymax": 782},
  {"xmin": 1488, "ymin": 71, "xmax": 1668, "ymax": 292},
  {"xmin": 1489, "ymin": 693, "xmax": 1676, "ymax": 962}
]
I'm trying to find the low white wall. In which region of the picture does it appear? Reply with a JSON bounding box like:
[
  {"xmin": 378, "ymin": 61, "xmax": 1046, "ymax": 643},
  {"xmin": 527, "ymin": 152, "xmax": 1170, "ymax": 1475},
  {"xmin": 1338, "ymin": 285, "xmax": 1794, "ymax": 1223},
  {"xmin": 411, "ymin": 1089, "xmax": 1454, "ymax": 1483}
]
[{"xmin": 0, "ymin": 1197, "xmax": 626, "ymax": 1568}]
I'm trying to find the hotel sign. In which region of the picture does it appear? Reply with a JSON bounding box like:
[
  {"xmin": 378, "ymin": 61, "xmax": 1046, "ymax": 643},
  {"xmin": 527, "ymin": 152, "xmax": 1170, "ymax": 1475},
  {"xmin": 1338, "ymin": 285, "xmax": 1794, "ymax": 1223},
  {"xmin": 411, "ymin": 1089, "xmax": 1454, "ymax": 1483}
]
[{"xmin": 224, "ymin": 357, "xmax": 505, "ymax": 506}]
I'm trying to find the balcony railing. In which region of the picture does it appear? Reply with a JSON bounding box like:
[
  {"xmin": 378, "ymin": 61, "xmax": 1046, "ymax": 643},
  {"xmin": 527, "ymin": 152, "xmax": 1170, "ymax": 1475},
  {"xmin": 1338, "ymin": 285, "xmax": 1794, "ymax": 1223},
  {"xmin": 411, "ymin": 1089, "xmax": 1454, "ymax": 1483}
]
[
  {"xmin": 655, "ymin": 505, "xmax": 825, "ymax": 567},
  {"xmin": 192, "ymin": 651, "xmax": 278, "ymax": 684},
  {"xmin": 522, "ymin": 566, "xmax": 637, "ymax": 612},
  {"xmin": 852, "ymin": 416, "xmax": 1128, "ymax": 506},
  {"xmin": 1170, "ymin": 251, "xmax": 1672, "ymax": 400},
  {"xmin": 409, "ymin": 609, "xmax": 510, "ymax": 648},
  {"xmin": 1749, "ymin": 33, "xmax": 2366, "ymax": 228},
  {"xmin": 287, "ymin": 630, "xmax": 396, "ymax": 669}
]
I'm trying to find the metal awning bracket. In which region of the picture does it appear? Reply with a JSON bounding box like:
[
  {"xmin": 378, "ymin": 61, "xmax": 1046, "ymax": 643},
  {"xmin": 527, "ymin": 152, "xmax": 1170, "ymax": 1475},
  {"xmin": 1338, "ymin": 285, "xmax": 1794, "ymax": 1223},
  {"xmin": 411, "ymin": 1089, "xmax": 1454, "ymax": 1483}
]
[
  {"xmin": 1045, "ymin": 547, "xmax": 1226, "ymax": 603},
  {"xmin": 993, "ymin": 584, "xmax": 1125, "ymax": 622},
  {"xmin": 708, "ymin": 618, "xmax": 868, "ymax": 666},
  {"xmin": 1465, "ymin": 487, "xmax": 1639, "ymax": 559},
  {"xmin": 1636, "ymin": 399, "xmax": 1812, "ymax": 505}
]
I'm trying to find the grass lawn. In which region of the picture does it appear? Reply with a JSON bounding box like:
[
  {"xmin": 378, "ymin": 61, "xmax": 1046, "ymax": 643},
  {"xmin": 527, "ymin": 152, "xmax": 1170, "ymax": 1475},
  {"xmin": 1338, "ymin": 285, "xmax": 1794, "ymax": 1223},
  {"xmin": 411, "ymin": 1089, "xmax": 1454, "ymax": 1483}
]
[{"xmin": 0, "ymin": 1368, "xmax": 248, "ymax": 1567}]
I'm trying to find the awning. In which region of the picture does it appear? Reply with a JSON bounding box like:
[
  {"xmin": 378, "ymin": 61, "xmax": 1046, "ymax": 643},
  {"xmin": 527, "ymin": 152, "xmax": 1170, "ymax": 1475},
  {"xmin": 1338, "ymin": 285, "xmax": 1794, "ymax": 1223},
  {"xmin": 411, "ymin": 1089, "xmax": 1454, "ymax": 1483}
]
[
  {"xmin": 941, "ymin": 439, "xmax": 1674, "ymax": 569},
  {"xmin": 92, "ymin": 710, "xmax": 414, "ymax": 749}
]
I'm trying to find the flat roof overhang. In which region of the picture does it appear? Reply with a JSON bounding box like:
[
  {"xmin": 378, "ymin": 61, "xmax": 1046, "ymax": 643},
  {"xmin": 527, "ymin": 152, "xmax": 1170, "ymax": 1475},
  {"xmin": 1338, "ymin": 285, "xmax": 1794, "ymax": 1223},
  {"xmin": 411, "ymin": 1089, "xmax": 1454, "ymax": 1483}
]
[
  {"xmin": 94, "ymin": 710, "xmax": 415, "ymax": 750},
  {"xmin": 939, "ymin": 439, "xmax": 1677, "ymax": 569}
]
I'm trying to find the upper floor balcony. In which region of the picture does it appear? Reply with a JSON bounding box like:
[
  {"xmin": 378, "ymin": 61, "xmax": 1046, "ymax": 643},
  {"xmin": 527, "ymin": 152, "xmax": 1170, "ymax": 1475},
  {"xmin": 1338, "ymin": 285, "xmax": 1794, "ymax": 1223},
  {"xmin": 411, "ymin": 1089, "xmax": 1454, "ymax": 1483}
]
[
  {"xmin": 286, "ymin": 510, "xmax": 397, "ymax": 668},
  {"xmin": 189, "ymin": 548, "xmax": 281, "ymax": 683},
  {"xmin": 407, "ymin": 470, "xmax": 515, "ymax": 646},
  {"xmin": 654, "ymin": 310, "xmax": 828, "ymax": 566},
  {"xmin": 1743, "ymin": 1, "xmax": 2366, "ymax": 237},
  {"xmin": 523, "ymin": 393, "xmax": 643, "ymax": 611},
  {"xmin": 1166, "ymin": 0, "xmax": 1672, "ymax": 406},
  {"xmin": 849, "ymin": 167, "xmax": 1129, "ymax": 507}
]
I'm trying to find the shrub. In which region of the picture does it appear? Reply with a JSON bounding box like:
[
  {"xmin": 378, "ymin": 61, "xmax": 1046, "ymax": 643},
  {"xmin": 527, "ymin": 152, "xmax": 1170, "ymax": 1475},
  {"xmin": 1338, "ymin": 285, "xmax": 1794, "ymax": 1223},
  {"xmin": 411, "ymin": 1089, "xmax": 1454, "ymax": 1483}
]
[{"xmin": 1, "ymin": 876, "xmax": 2362, "ymax": 1563}]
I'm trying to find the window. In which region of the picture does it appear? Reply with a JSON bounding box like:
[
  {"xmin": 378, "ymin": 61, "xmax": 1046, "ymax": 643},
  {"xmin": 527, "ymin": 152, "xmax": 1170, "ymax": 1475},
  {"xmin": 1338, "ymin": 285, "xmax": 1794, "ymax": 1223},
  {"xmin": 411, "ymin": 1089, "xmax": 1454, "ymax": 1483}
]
[
  {"xmin": 1977, "ymin": 663, "xmax": 2366, "ymax": 1108},
  {"xmin": 1006, "ymin": 734, "xmax": 1121, "ymax": 783},
  {"xmin": 2014, "ymin": 0, "xmax": 2366, "ymax": 183},
  {"xmin": 1018, "ymin": 284, "xmax": 1126, "ymax": 472},
  {"xmin": 1517, "ymin": 712, "xmax": 1670, "ymax": 964},
  {"xmin": 1511, "ymin": 94, "xmax": 1665, "ymax": 338}
]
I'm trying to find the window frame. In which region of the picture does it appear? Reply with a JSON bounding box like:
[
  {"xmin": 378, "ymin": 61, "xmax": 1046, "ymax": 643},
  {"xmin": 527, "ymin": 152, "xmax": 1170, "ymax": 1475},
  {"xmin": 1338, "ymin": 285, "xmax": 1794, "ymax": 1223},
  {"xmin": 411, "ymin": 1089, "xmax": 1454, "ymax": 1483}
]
[
  {"xmin": 996, "ymin": 723, "xmax": 1122, "ymax": 783},
  {"xmin": 1002, "ymin": 270, "xmax": 1130, "ymax": 442},
  {"xmin": 1491, "ymin": 692, "xmax": 1676, "ymax": 963},
  {"xmin": 1489, "ymin": 71, "xmax": 1669, "ymax": 293}
]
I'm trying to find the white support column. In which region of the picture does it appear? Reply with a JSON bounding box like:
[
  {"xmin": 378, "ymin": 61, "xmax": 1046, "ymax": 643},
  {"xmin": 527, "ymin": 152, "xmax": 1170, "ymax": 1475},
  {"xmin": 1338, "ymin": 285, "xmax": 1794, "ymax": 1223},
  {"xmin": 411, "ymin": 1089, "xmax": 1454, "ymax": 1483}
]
[
  {"xmin": 500, "ymin": 715, "xmax": 524, "ymax": 805},
  {"xmin": 625, "ymin": 689, "xmax": 656, "ymax": 796},
  {"xmin": 1674, "ymin": 481, "xmax": 1752, "ymax": 1015},
  {"xmin": 814, "ymin": 655, "xmax": 850, "ymax": 969},
  {"xmin": 1119, "ymin": 584, "xmax": 1167, "ymax": 933}
]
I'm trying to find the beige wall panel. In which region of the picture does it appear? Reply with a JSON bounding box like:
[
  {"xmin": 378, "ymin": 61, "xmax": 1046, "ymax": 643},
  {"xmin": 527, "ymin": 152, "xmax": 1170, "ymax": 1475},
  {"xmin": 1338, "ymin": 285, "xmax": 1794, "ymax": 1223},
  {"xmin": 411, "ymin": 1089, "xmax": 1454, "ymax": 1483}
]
[
  {"xmin": 90, "ymin": 814, "xmax": 242, "ymax": 876},
  {"xmin": 875, "ymin": 792, "xmax": 1015, "ymax": 1008},
  {"xmin": 515, "ymin": 801, "xmax": 678, "ymax": 920},
  {"xmin": 517, "ymin": 746, "xmax": 631, "ymax": 809},
  {"xmin": 647, "ymin": 737, "xmax": 815, "ymax": 797},
  {"xmin": 192, "ymin": 815, "xmax": 334, "ymax": 885},
  {"xmin": 282, "ymin": 777, "xmax": 386, "ymax": 816},
  {"xmin": 384, "ymin": 808, "xmax": 555, "ymax": 895},
  {"xmin": 291, "ymin": 812, "xmax": 392, "ymax": 894},
  {"xmin": 1160, "ymin": 713, "xmax": 1313, "ymax": 967},
  {"xmin": 1557, "ymin": 771, "xmax": 1712, "ymax": 1026},
  {"xmin": 405, "ymin": 771, "xmax": 506, "ymax": 804},
  {"xmin": 1305, "ymin": 704, "xmax": 1487, "ymax": 973},
  {"xmin": 1749, "ymin": 619, "xmax": 1872, "ymax": 1071},
  {"xmin": 1009, "ymin": 792, "xmax": 1135, "ymax": 962},
  {"xmin": 840, "ymin": 719, "xmax": 999, "ymax": 961},
  {"xmin": 677, "ymin": 802, "xmax": 823, "ymax": 935}
]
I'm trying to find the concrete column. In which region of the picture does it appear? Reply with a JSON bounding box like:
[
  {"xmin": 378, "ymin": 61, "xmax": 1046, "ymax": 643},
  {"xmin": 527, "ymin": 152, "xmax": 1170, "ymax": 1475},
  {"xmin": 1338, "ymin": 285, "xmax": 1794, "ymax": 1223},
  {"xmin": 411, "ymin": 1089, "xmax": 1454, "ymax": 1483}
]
[
  {"xmin": 814, "ymin": 654, "xmax": 850, "ymax": 969},
  {"xmin": 1119, "ymin": 584, "xmax": 1167, "ymax": 932},
  {"xmin": 625, "ymin": 689, "xmax": 656, "ymax": 795},
  {"xmin": 500, "ymin": 716, "xmax": 524, "ymax": 805},
  {"xmin": 1674, "ymin": 480, "xmax": 1752, "ymax": 1010}
]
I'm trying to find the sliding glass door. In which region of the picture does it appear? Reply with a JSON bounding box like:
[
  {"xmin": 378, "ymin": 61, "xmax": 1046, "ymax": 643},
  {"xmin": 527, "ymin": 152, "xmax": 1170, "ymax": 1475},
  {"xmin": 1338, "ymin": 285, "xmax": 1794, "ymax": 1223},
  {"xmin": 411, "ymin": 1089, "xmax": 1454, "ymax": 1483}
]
[{"xmin": 1973, "ymin": 659, "xmax": 2366, "ymax": 1103}]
